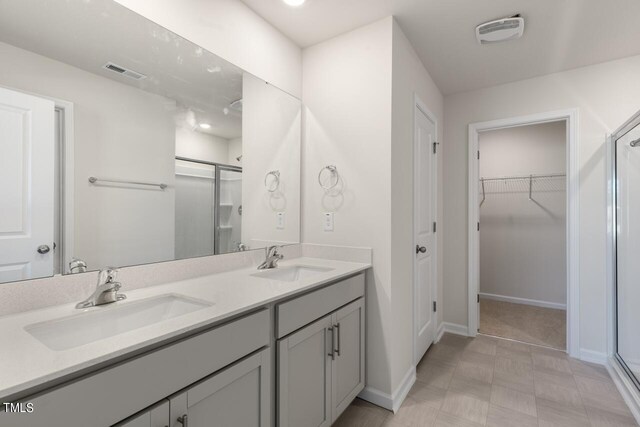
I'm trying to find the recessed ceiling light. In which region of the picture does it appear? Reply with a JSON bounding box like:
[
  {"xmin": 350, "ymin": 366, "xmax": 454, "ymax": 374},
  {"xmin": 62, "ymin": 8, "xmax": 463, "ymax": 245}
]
[
  {"xmin": 283, "ymin": 0, "xmax": 305, "ymax": 6},
  {"xmin": 199, "ymin": 123, "xmax": 211, "ymax": 129}
]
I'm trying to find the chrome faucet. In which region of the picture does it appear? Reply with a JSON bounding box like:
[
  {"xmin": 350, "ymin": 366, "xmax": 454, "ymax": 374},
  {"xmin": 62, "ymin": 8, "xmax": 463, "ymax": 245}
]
[
  {"xmin": 75, "ymin": 268, "xmax": 126, "ymax": 309},
  {"xmin": 257, "ymin": 246, "xmax": 283, "ymax": 270}
]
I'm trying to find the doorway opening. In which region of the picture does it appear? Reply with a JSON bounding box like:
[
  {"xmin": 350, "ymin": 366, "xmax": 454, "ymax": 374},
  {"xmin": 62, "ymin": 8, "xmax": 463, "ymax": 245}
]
[{"xmin": 468, "ymin": 110, "xmax": 579, "ymax": 355}]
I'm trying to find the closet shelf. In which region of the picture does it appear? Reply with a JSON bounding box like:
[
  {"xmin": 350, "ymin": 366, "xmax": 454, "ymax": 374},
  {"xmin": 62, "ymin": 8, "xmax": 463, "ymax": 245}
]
[{"xmin": 480, "ymin": 173, "xmax": 566, "ymax": 206}]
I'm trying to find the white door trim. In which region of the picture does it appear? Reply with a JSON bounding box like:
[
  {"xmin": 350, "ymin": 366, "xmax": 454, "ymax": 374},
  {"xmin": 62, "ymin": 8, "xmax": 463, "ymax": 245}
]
[
  {"xmin": 413, "ymin": 94, "xmax": 438, "ymax": 364},
  {"xmin": 467, "ymin": 109, "xmax": 579, "ymax": 357}
]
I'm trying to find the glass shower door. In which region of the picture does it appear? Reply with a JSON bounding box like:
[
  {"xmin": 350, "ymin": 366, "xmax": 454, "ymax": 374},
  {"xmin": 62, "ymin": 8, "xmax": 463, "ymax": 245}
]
[
  {"xmin": 216, "ymin": 168, "xmax": 242, "ymax": 254},
  {"xmin": 614, "ymin": 116, "xmax": 640, "ymax": 390}
]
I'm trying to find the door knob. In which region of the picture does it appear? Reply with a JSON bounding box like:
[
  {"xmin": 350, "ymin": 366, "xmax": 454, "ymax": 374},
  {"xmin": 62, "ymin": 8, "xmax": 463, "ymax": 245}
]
[
  {"xmin": 37, "ymin": 245, "xmax": 50, "ymax": 254},
  {"xmin": 416, "ymin": 245, "xmax": 426, "ymax": 254}
]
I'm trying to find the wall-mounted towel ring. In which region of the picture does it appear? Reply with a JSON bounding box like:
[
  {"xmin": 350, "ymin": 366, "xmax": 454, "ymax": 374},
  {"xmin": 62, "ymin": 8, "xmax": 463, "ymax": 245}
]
[
  {"xmin": 264, "ymin": 170, "xmax": 280, "ymax": 192},
  {"xmin": 318, "ymin": 165, "xmax": 339, "ymax": 190}
]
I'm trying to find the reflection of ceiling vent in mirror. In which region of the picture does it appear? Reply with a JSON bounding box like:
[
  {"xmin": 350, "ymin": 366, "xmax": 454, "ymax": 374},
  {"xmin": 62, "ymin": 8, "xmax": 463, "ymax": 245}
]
[
  {"xmin": 102, "ymin": 62, "xmax": 147, "ymax": 80},
  {"xmin": 476, "ymin": 15, "xmax": 524, "ymax": 44},
  {"xmin": 230, "ymin": 99, "xmax": 243, "ymax": 112}
]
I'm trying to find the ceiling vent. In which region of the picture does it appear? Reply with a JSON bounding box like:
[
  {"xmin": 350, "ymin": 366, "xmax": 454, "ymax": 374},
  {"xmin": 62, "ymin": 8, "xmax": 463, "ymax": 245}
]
[
  {"xmin": 102, "ymin": 62, "xmax": 147, "ymax": 80},
  {"xmin": 476, "ymin": 15, "xmax": 524, "ymax": 44}
]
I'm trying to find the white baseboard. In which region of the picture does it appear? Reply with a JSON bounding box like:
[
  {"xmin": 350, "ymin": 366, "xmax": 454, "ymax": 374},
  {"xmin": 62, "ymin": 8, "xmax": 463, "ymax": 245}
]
[
  {"xmin": 442, "ymin": 322, "xmax": 470, "ymax": 337},
  {"xmin": 358, "ymin": 366, "xmax": 416, "ymax": 413},
  {"xmin": 579, "ymin": 349, "xmax": 608, "ymax": 365},
  {"xmin": 607, "ymin": 357, "xmax": 640, "ymax": 425},
  {"xmin": 479, "ymin": 292, "xmax": 566, "ymax": 310},
  {"xmin": 435, "ymin": 322, "xmax": 445, "ymax": 342}
]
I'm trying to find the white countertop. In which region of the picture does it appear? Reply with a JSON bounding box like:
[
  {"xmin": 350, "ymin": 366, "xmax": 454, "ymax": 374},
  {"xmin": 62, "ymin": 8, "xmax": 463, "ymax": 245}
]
[{"xmin": 0, "ymin": 257, "xmax": 369, "ymax": 400}]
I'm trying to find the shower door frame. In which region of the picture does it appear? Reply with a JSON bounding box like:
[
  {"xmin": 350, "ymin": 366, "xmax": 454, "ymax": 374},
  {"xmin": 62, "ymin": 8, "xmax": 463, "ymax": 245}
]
[
  {"xmin": 607, "ymin": 110, "xmax": 640, "ymax": 397},
  {"xmin": 175, "ymin": 156, "xmax": 242, "ymax": 255}
]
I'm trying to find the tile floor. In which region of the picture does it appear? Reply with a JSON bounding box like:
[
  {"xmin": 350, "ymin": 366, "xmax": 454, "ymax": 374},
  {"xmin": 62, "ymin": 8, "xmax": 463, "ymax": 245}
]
[
  {"xmin": 334, "ymin": 333, "xmax": 639, "ymax": 427},
  {"xmin": 480, "ymin": 299, "xmax": 566, "ymax": 350}
]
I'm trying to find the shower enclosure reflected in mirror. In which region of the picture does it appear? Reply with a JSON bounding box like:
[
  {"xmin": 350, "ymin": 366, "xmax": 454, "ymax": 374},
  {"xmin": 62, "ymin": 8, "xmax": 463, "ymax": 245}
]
[
  {"xmin": 0, "ymin": 0, "xmax": 301, "ymax": 284},
  {"xmin": 613, "ymin": 111, "xmax": 640, "ymax": 391}
]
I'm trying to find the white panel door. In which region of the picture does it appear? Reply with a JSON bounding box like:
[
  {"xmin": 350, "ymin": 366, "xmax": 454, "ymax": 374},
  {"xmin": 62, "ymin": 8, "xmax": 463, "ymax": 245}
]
[
  {"xmin": 414, "ymin": 103, "xmax": 437, "ymax": 363},
  {"xmin": 0, "ymin": 87, "xmax": 55, "ymax": 283}
]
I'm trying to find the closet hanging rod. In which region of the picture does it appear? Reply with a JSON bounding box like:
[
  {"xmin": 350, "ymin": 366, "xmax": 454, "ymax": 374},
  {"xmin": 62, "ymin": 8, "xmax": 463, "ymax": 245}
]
[{"xmin": 481, "ymin": 172, "xmax": 565, "ymax": 182}]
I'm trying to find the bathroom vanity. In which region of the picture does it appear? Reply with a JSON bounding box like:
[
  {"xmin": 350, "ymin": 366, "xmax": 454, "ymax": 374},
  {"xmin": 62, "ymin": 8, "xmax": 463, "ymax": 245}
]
[{"xmin": 0, "ymin": 257, "xmax": 369, "ymax": 426}]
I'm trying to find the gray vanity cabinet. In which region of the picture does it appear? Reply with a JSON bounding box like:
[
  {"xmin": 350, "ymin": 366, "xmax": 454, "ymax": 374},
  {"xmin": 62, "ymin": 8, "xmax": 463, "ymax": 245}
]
[
  {"xmin": 114, "ymin": 400, "xmax": 169, "ymax": 427},
  {"xmin": 331, "ymin": 298, "xmax": 365, "ymax": 419},
  {"xmin": 277, "ymin": 273, "xmax": 366, "ymax": 427},
  {"xmin": 168, "ymin": 348, "xmax": 271, "ymax": 427},
  {"xmin": 277, "ymin": 314, "xmax": 334, "ymax": 427}
]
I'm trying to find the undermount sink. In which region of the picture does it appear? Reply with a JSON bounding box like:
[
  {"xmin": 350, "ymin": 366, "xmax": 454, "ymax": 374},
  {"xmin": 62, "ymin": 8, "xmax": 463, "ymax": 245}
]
[
  {"xmin": 251, "ymin": 265, "xmax": 333, "ymax": 282},
  {"xmin": 25, "ymin": 294, "xmax": 213, "ymax": 351}
]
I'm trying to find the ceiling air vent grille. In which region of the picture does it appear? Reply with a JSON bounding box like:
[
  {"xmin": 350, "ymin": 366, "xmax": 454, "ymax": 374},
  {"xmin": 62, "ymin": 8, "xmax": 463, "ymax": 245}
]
[
  {"xmin": 102, "ymin": 62, "xmax": 147, "ymax": 80},
  {"xmin": 476, "ymin": 15, "xmax": 524, "ymax": 44}
]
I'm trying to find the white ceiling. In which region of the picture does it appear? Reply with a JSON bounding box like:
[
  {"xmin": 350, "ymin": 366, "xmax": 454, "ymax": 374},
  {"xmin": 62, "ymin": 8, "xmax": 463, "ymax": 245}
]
[{"xmin": 240, "ymin": 0, "xmax": 640, "ymax": 95}]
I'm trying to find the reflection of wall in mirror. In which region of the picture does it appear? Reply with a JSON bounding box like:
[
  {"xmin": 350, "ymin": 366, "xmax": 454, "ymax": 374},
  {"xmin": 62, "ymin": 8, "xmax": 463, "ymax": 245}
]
[
  {"xmin": 242, "ymin": 73, "xmax": 301, "ymax": 248},
  {"xmin": 0, "ymin": 41, "xmax": 176, "ymax": 271}
]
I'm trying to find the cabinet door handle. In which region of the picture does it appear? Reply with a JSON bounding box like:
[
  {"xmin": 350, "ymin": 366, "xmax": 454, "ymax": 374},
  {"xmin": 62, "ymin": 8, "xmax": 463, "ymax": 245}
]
[
  {"xmin": 328, "ymin": 327, "xmax": 335, "ymax": 360},
  {"xmin": 177, "ymin": 414, "xmax": 188, "ymax": 426},
  {"xmin": 335, "ymin": 323, "xmax": 341, "ymax": 356}
]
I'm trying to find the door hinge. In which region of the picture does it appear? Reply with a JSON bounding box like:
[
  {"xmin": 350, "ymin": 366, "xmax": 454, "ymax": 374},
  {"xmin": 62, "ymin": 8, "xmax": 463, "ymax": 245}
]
[
  {"xmin": 433, "ymin": 221, "xmax": 437, "ymax": 233},
  {"xmin": 477, "ymin": 294, "xmax": 480, "ymax": 303},
  {"xmin": 433, "ymin": 301, "xmax": 437, "ymax": 312},
  {"xmin": 477, "ymin": 222, "xmax": 480, "ymax": 231},
  {"xmin": 477, "ymin": 150, "xmax": 480, "ymax": 160},
  {"xmin": 433, "ymin": 141, "xmax": 440, "ymax": 154}
]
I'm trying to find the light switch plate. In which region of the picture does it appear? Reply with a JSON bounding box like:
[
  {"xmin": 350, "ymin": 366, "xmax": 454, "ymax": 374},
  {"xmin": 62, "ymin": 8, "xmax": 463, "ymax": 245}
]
[
  {"xmin": 276, "ymin": 212, "xmax": 285, "ymax": 229},
  {"xmin": 323, "ymin": 212, "xmax": 334, "ymax": 231}
]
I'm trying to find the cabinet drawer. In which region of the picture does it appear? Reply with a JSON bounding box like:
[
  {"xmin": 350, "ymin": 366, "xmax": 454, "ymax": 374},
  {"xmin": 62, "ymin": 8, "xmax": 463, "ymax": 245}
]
[
  {"xmin": 3, "ymin": 309, "xmax": 269, "ymax": 427},
  {"xmin": 276, "ymin": 273, "xmax": 364, "ymax": 339}
]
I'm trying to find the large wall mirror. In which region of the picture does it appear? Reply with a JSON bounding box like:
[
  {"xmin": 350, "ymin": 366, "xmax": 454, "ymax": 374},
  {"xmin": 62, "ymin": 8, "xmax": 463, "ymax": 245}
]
[{"xmin": 0, "ymin": 0, "xmax": 301, "ymax": 284}]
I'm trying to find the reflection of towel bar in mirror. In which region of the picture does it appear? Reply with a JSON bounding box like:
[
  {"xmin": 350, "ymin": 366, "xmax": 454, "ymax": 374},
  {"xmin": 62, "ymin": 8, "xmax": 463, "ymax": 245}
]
[
  {"xmin": 318, "ymin": 165, "xmax": 339, "ymax": 190},
  {"xmin": 88, "ymin": 176, "xmax": 168, "ymax": 190},
  {"xmin": 265, "ymin": 170, "xmax": 280, "ymax": 192}
]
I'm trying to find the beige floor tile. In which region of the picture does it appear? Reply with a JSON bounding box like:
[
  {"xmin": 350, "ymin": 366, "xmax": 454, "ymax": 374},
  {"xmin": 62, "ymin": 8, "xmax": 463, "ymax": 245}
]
[
  {"xmin": 530, "ymin": 345, "xmax": 569, "ymax": 359},
  {"xmin": 532, "ymin": 352, "xmax": 573, "ymax": 374},
  {"xmin": 382, "ymin": 397, "xmax": 439, "ymax": 427},
  {"xmin": 495, "ymin": 337, "xmax": 533, "ymax": 353},
  {"xmin": 409, "ymin": 380, "xmax": 447, "ymax": 409},
  {"xmin": 486, "ymin": 404, "xmax": 538, "ymax": 427},
  {"xmin": 455, "ymin": 360, "xmax": 494, "ymax": 384},
  {"xmin": 439, "ymin": 333, "xmax": 473, "ymax": 349},
  {"xmin": 574, "ymin": 374, "xmax": 620, "ymax": 396},
  {"xmin": 490, "ymin": 384, "xmax": 537, "ymax": 416},
  {"xmin": 492, "ymin": 369, "xmax": 535, "ymax": 394},
  {"xmin": 333, "ymin": 401, "xmax": 388, "ymax": 427},
  {"xmin": 417, "ymin": 359, "xmax": 456, "ymax": 389},
  {"xmin": 495, "ymin": 346, "xmax": 533, "ymax": 363},
  {"xmin": 495, "ymin": 356, "xmax": 533, "ymax": 377},
  {"xmin": 465, "ymin": 337, "xmax": 497, "ymax": 356},
  {"xmin": 586, "ymin": 405, "xmax": 639, "ymax": 427},
  {"xmin": 426, "ymin": 343, "xmax": 464, "ymax": 366},
  {"xmin": 534, "ymin": 379, "xmax": 584, "ymax": 411},
  {"xmin": 533, "ymin": 368, "xmax": 577, "ymax": 390},
  {"xmin": 440, "ymin": 391, "xmax": 490, "ymax": 425},
  {"xmin": 460, "ymin": 349, "xmax": 496, "ymax": 367},
  {"xmin": 537, "ymin": 402, "xmax": 592, "ymax": 427},
  {"xmin": 580, "ymin": 391, "xmax": 635, "ymax": 418},
  {"xmin": 568, "ymin": 359, "xmax": 612, "ymax": 382},
  {"xmin": 434, "ymin": 411, "xmax": 484, "ymax": 427},
  {"xmin": 448, "ymin": 376, "xmax": 492, "ymax": 402}
]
